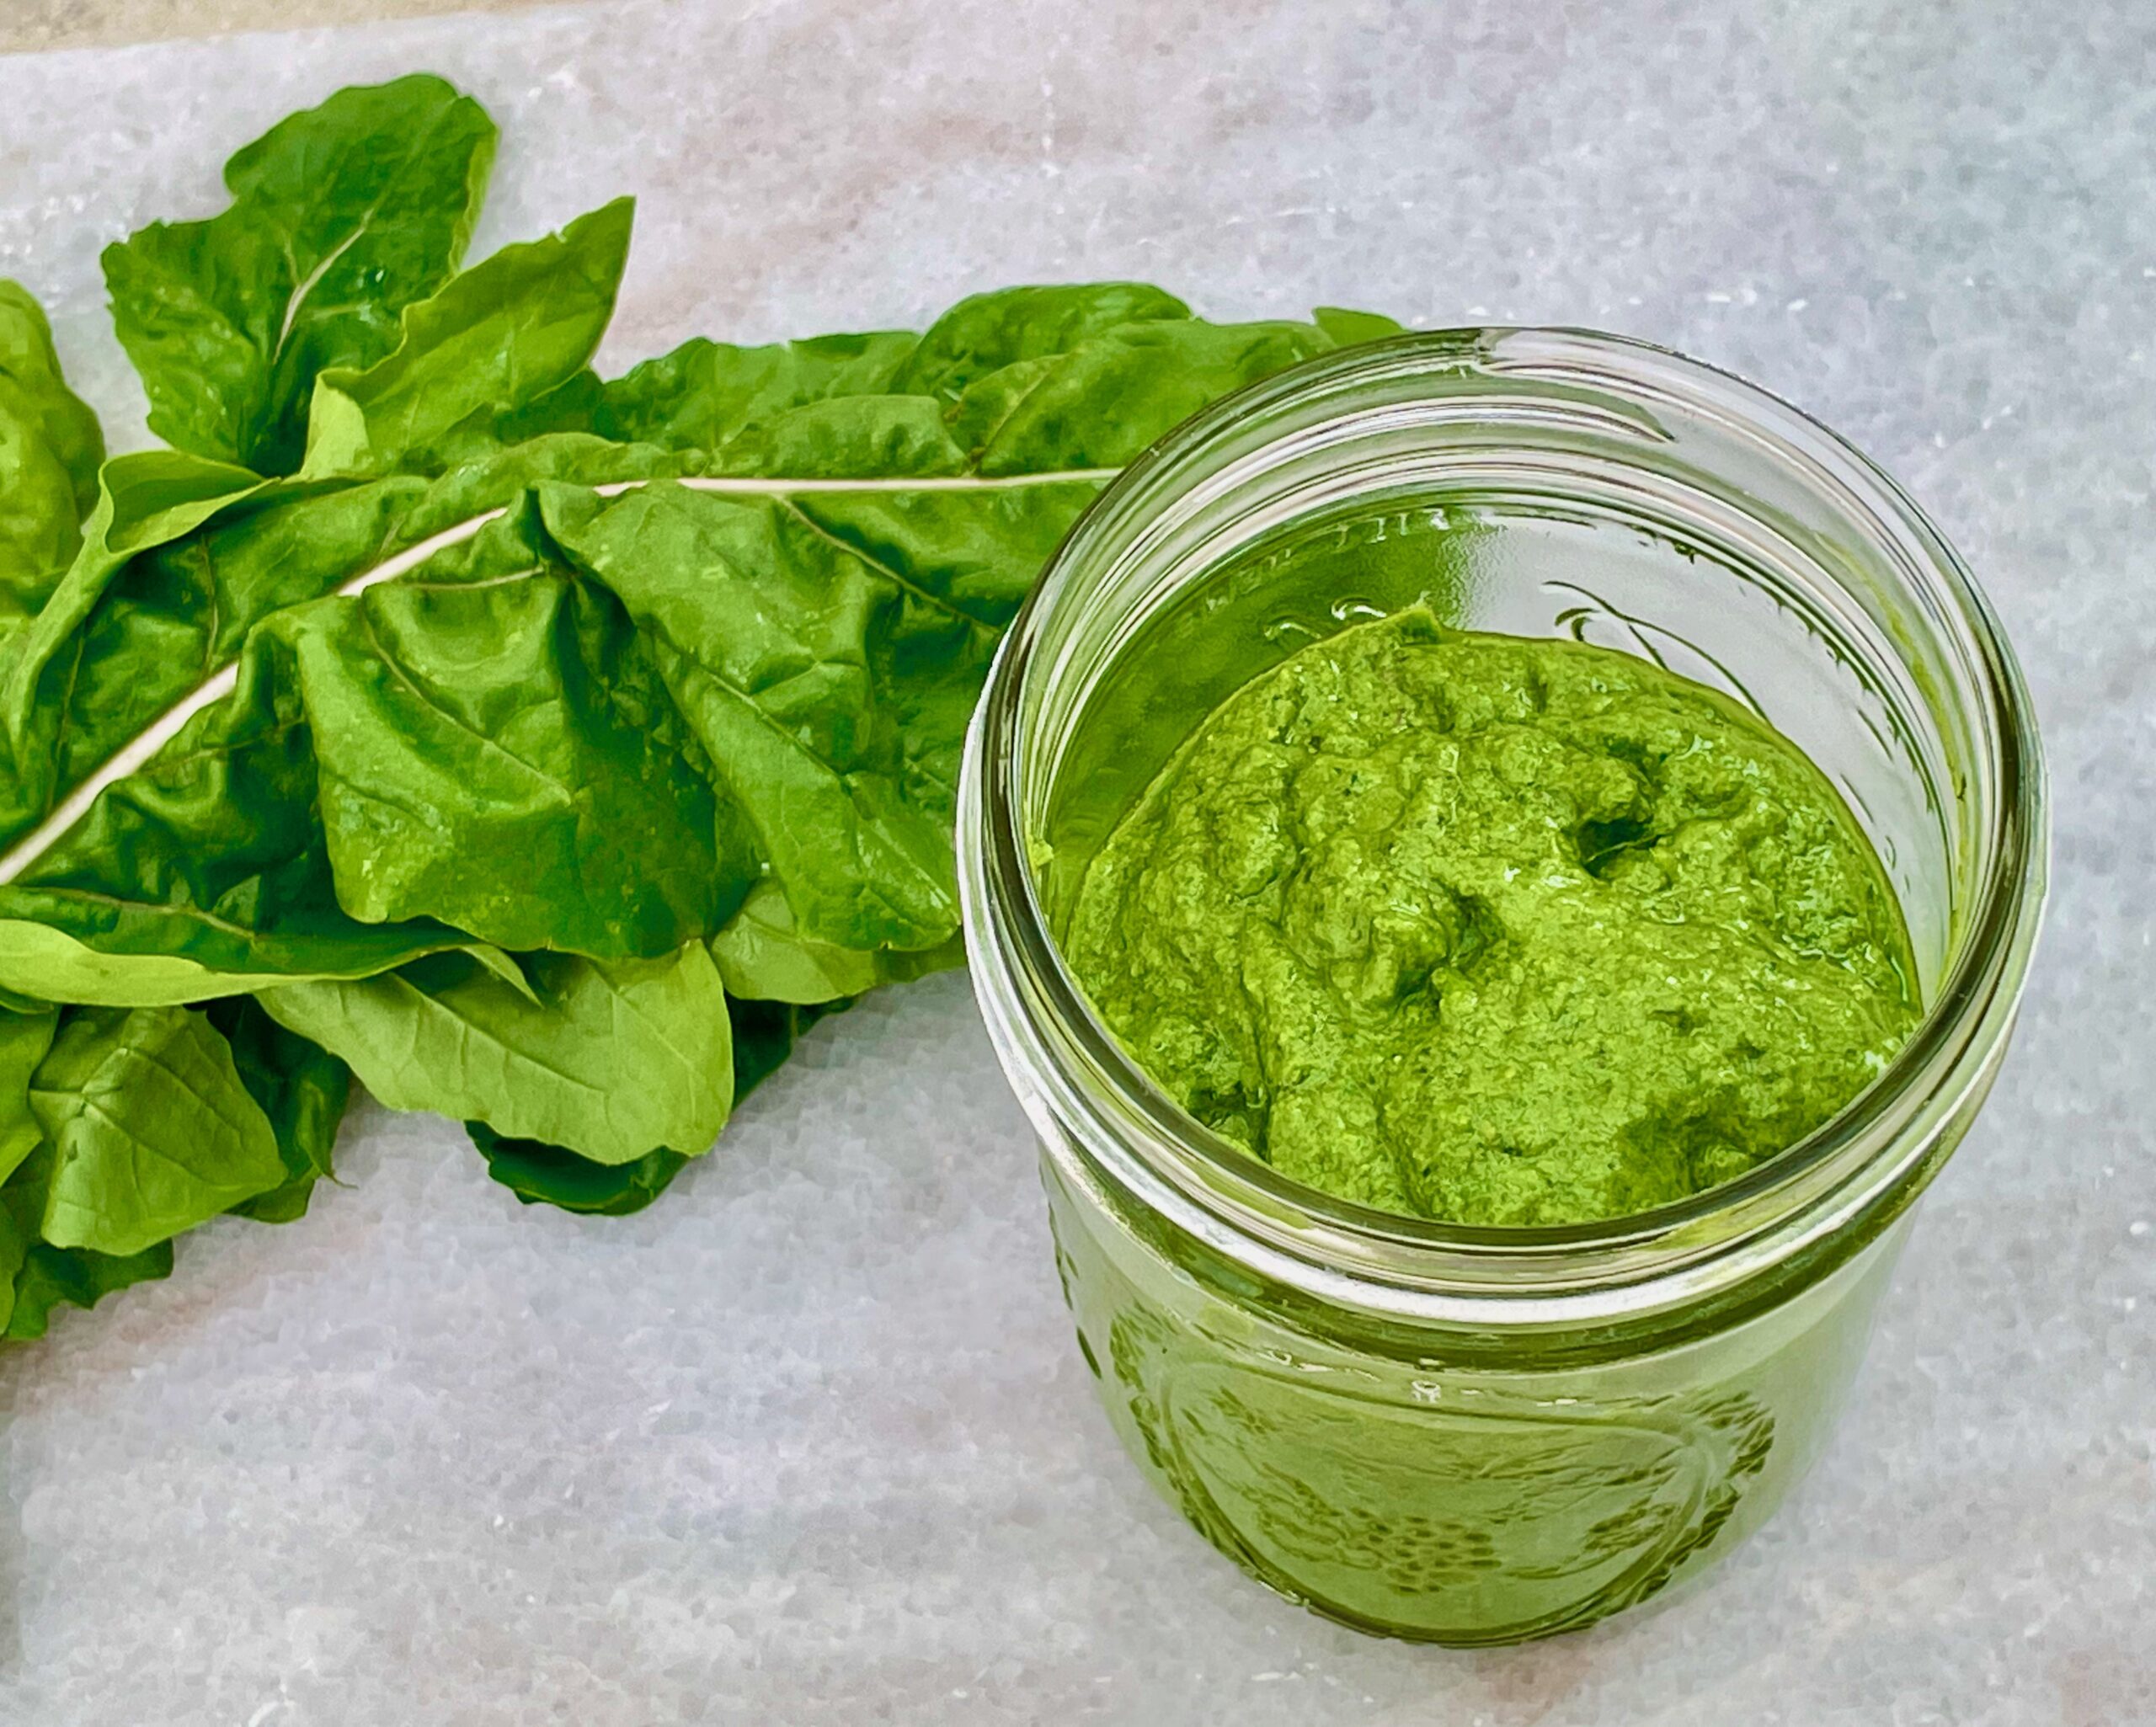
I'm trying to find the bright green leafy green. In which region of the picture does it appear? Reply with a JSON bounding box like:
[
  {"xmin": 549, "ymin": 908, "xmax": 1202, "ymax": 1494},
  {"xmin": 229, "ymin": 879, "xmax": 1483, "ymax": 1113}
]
[
  {"xmin": 103, "ymin": 74, "xmax": 496, "ymax": 473},
  {"xmin": 728, "ymin": 994, "xmax": 851, "ymax": 1102},
  {"xmin": 469, "ymin": 1123, "xmax": 691, "ymax": 1217},
  {"xmin": 1312, "ymin": 306, "xmax": 1408, "ymax": 346},
  {"xmin": 0, "ymin": 627, "xmax": 524, "ymax": 1004},
  {"xmin": 0, "ymin": 70, "xmax": 1414, "ymax": 1338},
  {"xmin": 0, "ymin": 282, "xmax": 105, "ymax": 612},
  {"xmin": 0, "ymin": 470, "xmax": 414, "ymax": 845},
  {"xmin": 29, "ymin": 1004, "xmax": 287, "ymax": 1255},
  {"xmin": 210, "ymin": 997, "xmax": 350, "ymax": 1223},
  {"xmin": 467, "ymin": 989, "xmax": 853, "ymax": 1216},
  {"xmin": 712, "ymin": 880, "xmax": 962, "ymax": 1003},
  {"xmin": 0, "ymin": 1146, "xmax": 173, "ymax": 1339},
  {"xmin": 888, "ymin": 282, "xmax": 1193, "ymax": 398},
  {"xmin": 0, "ymin": 1004, "xmax": 57, "ymax": 1189},
  {"xmin": 303, "ymin": 198, "xmax": 635, "ymax": 478},
  {"xmin": 597, "ymin": 328, "xmax": 915, "ymax": 453},
  {"xmin": 538, "ymin": 468, "xmax": 1113, "ymax": 958},
  {"xmin": 0, "ymin": 450, "xmax": 270, "ymax": 843},
  {"xmin": 261, "ymin": 940, "xmax": 734, "ymax": 1165}
]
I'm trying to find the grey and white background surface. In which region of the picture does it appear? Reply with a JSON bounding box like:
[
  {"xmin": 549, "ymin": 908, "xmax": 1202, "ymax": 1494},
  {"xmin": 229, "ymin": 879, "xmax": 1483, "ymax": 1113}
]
[{"xmin": 1, "ymin": 3, "xmax": 2151, "ymax": 1721}]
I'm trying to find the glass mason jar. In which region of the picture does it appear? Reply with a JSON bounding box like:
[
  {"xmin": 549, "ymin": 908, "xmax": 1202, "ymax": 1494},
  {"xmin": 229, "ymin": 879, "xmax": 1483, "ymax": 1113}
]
[{"xmin": 955, "ymin": 328, "xmax": 2047, "ymax": 1645}]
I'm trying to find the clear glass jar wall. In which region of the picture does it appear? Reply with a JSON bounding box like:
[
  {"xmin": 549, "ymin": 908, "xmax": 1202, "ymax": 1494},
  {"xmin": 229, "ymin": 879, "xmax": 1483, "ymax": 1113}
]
[{"xmin": 958, "ymin": 330, "xmax": 2047, "ymax": 1644}]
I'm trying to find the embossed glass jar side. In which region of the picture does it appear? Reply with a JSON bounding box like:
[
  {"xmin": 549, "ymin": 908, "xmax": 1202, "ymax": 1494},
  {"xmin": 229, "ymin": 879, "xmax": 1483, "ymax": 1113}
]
[{"xmin": 959, "ymin": 329, "xmax": 2047, "ymax": 1644}]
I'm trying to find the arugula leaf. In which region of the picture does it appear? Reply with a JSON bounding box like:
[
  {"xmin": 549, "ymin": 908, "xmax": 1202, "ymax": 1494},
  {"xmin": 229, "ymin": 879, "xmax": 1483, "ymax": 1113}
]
[
  {"xmin": 467, "ymin": 1124, "xmax": 690, "ymax": 1217},
  {"xmin": 303, "ymin": 199, "xmax": 636, "ymax": 477},
  {"xmin": 103, "ymin": 74, "xmax": 496, "ymax": 473},
  {"xmin": 209, "ymin": 997, "xmax": 350, "ymax": 1223},
  {"xmin": 28, "ymin": 1004, "xmax": 287, "ymax": 1255},
  {"xmin": 260, "ymin": 940, "xmax": 734, "ymax": 1165},
  {"xmin": 0, "ymin": 282, "xmax": 105, "ymax": 612}
]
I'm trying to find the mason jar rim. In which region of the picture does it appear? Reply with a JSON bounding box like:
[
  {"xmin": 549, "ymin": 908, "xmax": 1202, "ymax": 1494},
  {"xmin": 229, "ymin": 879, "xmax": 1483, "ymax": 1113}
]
[{"xmin": 958, "ymin": 326, "xmax": 2048, "ymax": 1328}]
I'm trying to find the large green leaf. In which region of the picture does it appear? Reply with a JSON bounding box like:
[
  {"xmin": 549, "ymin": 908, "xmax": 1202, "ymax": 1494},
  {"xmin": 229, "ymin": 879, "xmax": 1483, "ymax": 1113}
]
[
  {"xmin": 0, "ymin": 626, "xmax": 518, "ymax": 1003},
  {"xmin": 1, "ymin": 472, "xmax": 420, "ymax": 849},
  {"xmin": 261, "ymin": 940, "xmax": 734, "ymax": 1165},
  {"xmin": 0, "ymin": 1003, "xmax": 57, "ymax": 1189},
  {"xmin": 103, "ymin": 74, "xmax": 496, "ymax": 473},
  {"xmin": 0, "ymin": 281, "xmax": 105, "ymax": 613},
  {"xmin": 28, "ymin": 1004, "xmax": 287, "ymax": 1255},
  {"xmin": 540, "ymin": 478, "xmax": 1077, "ymax": 955},
  {"xmin": 383, "ymin": 430, "xmax": 696, "ymax": 549},
  {"xmin": 468, "ymin": 1123, "xmax": 690, "ymax": 1218},
  {"xmin": 948, "ymin": 314, "xmax": 1337, "ymax": 473},
  {"xmin": 210, "ymin": 996, "xmax": 350, "ymax": 1223},
  {"xmin": 888, "ymin": 282, "xmax": 1193, "ymax": 399},
  {"xmin": 0, "ymin": 1142, "xmax": 173, "ymax": 1341},
  {"xmin": 266, "ymin": 564, "xmax": 746, "ymax": 957},
  {"xmin": 597, "ymin": 329, "xmax": 915, "ymax": 454},
  {"xmin": 0, "ymin": 451, "xmax": 270, "ymax": 843},
  {"xmin": 464, "ymin": 988, "xmax": 854, "ymax": 1218},
  {"xmin": 712, "ymin": 879, "xmax": 961, "ymax": 1003},
  {"xmin": 303, "ymin": 198, "xmax": 636, "ymax": 477}
]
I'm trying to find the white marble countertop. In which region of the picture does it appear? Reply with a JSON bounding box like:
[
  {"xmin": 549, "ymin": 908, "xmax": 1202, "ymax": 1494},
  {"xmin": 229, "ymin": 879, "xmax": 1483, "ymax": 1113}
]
[{"xmin": 1, "ymin": 3, "xmax": 2151, "ymax": 1722}]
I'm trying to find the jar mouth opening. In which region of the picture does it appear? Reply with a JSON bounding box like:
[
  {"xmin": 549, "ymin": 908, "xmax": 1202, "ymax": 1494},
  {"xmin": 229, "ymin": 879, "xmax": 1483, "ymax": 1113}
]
[{"xmin": 965, "ymin": 327, "xmax": 2047, "ymax": 1305}]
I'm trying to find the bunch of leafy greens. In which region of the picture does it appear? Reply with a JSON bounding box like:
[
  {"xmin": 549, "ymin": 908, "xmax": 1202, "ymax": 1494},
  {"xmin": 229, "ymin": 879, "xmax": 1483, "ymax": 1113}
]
[{"xmin": 0, "ymin": 72, "xmax": 1401, "ymax": 1342}]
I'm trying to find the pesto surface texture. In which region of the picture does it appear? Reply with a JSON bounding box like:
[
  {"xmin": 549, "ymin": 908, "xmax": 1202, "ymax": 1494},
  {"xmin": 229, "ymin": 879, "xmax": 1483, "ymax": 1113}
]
[{"xmin": 1064, "ymin": 609, "xmax": 1919, "ymax": 1226}]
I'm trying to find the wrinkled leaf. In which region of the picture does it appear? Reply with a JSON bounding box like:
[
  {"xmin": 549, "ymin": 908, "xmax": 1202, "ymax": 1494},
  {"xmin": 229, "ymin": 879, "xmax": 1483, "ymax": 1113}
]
[
  {"xmin": 888, "ymin": 282, "xmax": 1192, "ymax": 399},
  {"xmin": 28, "ymin": 1004, "xmax": 287, "ymax": 1255},
  {"xmin": 0, "ymin": 627, "xmax": 520, "ymax": 1003},
  {"xmin": 541, "ymin": 482, "xmax": 1021, "ymax": 955},
  {"xmin": 384, "ymin": 430, "xmax": 696, "ymax": 550},
  {"xmin": 712, "ymin": 880, "xmax": 962, "ymax": 1004},
  {"xmin": 262, "ymin": 940, "xmax": 734, "ymax": 1165},
  {"xmin": 304, "ymin": 198, "xmax": 635, "ymax": 477},
  {"xmin": 209, "ymin": 996, "xmax": 350, "ymax": 1223},
  {"xmin": 267, "ymin": 565, "xmax": 746, "ymax": 957},
  {"xmin": 597, "ymin": 328, "xmax": 915, "ymax": 454},
  {"xmin": 103, "ymin": 74, "xmax": 495, "ymax": 472},
  {"xmin": 0, "ymin": 1139, "xmax": 173, "ymax": 1340},
  {"xmin": 3, "ymin": 472, "xmax": 419, "ymax": 849},
  {"xmin": 0, "ymin": 281, "xmax": 105, "ymax": 612}
]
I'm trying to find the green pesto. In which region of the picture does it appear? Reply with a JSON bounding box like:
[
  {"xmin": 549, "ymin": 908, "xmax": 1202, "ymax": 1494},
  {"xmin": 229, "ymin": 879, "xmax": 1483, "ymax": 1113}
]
[{"xmin": 1063, "ymin": 610, "xmax": 1919, "ymax": 1226}]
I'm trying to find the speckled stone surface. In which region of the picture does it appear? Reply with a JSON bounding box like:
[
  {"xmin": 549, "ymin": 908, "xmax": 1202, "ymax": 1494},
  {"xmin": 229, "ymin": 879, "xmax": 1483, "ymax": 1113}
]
[{"xmin": 0, "ymin": 3, "xmax": 2150, "ymax": 1722}]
